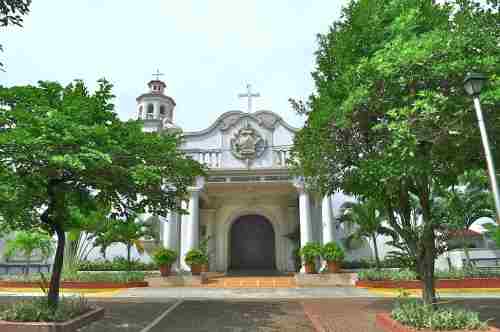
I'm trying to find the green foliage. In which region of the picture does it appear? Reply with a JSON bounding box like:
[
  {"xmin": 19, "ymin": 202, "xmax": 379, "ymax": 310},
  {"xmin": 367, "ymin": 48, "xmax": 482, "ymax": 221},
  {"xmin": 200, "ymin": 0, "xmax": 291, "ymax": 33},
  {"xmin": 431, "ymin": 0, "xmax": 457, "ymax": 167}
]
[
  {"xmin": 358, "ymin": 268, "xmax": 418, "ymax": 281},
  {"xmin": 78, "ymin": 257, "xmax": 157, "ymax": 271},
  {"xmin": 299, "ymin": 242, "xmax": 321, "ymax": 264},
  {"xmin": 339, "ymin": 199, "xmax": 394, "ymax": 267},
  {"xmin": 485, "ymin": 223, "xmax": 500, "ymax": 247},
  {"xmin": 0, "ymin": 0, "xmax": 31, "ymax": 27},
  {"xmin": 320, "ymin": 242, "xmax": 345, "ymax": 262},
  {"xmin": 391, "ymin": 299, "xmax": 488, "ymax": 330},
  {"xmin": 0, "ymin": 271, "xmax": 146, "ymax": 283},
  {"xmin": 436, "ymin": 172, "xmax": 495, "ymax": 265},
  {"xmin": 291, "ymin": 0, "xmax": 500, "ymax": 304},
  {"xmin": 184, "ymin": 249, "xmax": 208, "ymax": 266},
  {"xmin": 4, "ymin": 230, "xmax": 54, "ymax": 263},
  {"xmin": 0, "ymin": 297, "xmax": 90, "ymax": 322},
  {"xmin": 0, "ymin": 0, "xmax": 32, "ymax": 69},
  {"xmin": 357, "ymin": 267, "xmax": 500, "ymax": 281},
  {"xmin": 152, "ymin": 247, "xmax": 177, "ymax": 266},
  {"xmin": 0, "ymin": 79, "xmax": 204, "ymax": 306},
  {"xmin": 93, "ymin": 215, "xmax": 155, "ymax": 269}
]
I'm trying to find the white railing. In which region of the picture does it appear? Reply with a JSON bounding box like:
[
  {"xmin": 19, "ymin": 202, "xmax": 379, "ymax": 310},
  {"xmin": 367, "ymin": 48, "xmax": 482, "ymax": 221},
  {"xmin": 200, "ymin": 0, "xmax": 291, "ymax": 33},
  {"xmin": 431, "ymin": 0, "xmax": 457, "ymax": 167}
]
[
  {"xmin": 273, "ymin": 149, "xmax": 291, "ymax": 167},
  {"xmin": 190, "ymin": 150, "xmax": 222, "ymax": 168}
]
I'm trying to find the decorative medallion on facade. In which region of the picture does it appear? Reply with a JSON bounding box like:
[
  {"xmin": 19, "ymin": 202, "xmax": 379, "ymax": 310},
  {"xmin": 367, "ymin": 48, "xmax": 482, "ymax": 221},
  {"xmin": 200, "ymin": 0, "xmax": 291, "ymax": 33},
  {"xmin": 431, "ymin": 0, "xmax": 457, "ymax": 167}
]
[{"xmin": 230, "ymin": 124, "xmax": 267, "ymax": 161}]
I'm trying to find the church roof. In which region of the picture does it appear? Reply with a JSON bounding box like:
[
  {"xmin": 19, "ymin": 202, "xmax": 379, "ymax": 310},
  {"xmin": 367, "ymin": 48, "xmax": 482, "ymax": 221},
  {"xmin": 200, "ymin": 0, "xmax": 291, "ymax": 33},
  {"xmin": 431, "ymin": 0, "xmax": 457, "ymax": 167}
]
[{"xmin": 182, "ymin": 110, "xmax": 300, "ymax": 137}]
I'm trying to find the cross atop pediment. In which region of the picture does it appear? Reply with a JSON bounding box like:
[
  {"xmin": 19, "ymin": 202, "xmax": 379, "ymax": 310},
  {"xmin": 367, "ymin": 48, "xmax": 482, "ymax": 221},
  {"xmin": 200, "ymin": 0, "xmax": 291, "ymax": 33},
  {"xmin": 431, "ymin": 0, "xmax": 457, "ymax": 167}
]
[{"xmin": 238, "ymin": 83, "xmax": 260, "ymax": 113}]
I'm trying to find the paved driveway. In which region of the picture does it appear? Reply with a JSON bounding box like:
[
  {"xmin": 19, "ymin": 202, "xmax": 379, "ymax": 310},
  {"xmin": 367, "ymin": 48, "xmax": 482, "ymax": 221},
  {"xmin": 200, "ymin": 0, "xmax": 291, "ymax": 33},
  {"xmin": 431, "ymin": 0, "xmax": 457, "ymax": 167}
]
[{"xmin": 1, "ymin": 297, "xmax": 500, "ymax": 332}]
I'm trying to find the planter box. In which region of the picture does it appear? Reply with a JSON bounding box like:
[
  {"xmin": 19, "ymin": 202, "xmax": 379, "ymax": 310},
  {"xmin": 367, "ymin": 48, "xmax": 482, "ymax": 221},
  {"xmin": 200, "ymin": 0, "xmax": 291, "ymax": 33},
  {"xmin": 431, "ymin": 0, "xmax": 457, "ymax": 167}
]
[
  {"xmin": 147, "ymin": 274, "xmax": 208, "ymax": 287},
  {"xmin": 0, "ymin": 306, "xmax": 104, "ymax": 332},
  {"xmin": 376, "ymin": 313, "xmax": 500, "ymax": 332},
  {"xmin": 0, "ymin": 281, "xmax": 148, "ymax": 289},
  {"xmin": 295, "ymin": 272, "xmax": 357, "ymax": 287},
  {"xmin": 356, "ymin": 278, "xmax": 500, "ymax": 289}
]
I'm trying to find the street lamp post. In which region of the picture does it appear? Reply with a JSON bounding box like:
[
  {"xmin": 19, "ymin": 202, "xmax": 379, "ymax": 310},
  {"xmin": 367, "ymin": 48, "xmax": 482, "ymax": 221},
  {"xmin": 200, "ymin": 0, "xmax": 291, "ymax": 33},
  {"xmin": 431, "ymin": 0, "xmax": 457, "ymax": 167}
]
[{"xmin": 464, "ymin": 72, "xmax": 500, "ymax": 224}]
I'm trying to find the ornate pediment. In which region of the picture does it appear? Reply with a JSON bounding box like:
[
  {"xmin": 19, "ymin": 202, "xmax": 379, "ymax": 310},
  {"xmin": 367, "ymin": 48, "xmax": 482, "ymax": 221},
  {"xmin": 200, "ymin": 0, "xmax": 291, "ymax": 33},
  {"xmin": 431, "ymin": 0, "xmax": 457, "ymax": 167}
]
[{"xmin": 230, "ymin": 124, "xmax": 267, "ymax": 161}]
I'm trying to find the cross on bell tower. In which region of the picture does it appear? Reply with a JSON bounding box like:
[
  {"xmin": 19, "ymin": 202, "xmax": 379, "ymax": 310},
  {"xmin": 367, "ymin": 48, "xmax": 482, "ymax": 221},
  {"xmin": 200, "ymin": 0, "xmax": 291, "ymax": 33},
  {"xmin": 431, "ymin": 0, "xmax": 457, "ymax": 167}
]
[
  {"xmin": 152, "ymin": 69, "xmax": 164, "ymax": 81},
  {"xmin": 238, "ymin": 83, "xmax": 260, "ymax": 113}
]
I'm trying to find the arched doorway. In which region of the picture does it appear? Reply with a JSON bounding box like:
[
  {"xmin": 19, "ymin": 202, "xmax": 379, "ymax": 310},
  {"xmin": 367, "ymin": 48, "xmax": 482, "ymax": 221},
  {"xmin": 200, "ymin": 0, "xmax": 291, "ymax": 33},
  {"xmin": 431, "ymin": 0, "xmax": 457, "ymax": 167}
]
[{"xmin": 230, "ymin": 215, "xmax": 276, "ymax": 270}]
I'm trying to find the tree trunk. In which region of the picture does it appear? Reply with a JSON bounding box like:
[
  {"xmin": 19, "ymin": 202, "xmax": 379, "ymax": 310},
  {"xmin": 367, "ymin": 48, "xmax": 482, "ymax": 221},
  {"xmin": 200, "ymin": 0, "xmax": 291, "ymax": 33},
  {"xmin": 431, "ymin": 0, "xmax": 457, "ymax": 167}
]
[
  {"xmin": 25, "ymin": 255, "xmax": 31, "ymax": 276},
  {"xmin": 462, "ymin": 235, "xmax": 471, "ymax": 269},
  {"xmin": 419, "ymin": 225, "xmax": 437, "ymax": 307},
  {"xmin": 372, "ymin": 234, "xmax": 381, "ymax": 269},
  {"xmin": 48, "ymin": 226, "xmax": 65, "ymax": 309}
]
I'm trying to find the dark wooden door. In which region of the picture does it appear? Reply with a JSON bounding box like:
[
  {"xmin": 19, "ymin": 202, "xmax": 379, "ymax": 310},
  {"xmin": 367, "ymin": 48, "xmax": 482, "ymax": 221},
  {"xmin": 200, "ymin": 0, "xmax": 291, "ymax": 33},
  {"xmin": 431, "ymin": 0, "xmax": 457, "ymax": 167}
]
[{"xmin": 230, "ymin": 215, "xmax": 276, "ymax": 270}]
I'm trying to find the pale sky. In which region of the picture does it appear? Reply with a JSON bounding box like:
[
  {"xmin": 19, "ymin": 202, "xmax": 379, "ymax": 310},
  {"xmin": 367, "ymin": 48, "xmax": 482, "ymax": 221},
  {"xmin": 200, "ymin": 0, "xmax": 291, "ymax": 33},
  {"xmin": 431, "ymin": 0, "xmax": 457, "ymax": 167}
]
[{"xmin": 1, "ymin": 1, "xmax": 346, "ymax": 131}]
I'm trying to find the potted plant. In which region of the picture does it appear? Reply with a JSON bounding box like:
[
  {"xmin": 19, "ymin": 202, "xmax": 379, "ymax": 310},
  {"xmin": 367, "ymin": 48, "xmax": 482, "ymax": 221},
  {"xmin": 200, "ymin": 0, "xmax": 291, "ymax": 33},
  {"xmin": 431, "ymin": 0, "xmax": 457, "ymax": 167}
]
[
  {"xmin": 299, "ymin": 242, "xmax": 321, "ymax": 274},
  {"xmin": 185, "ymin": 249, "xmax": 209, "ymax": 275},
  {"xmin": 152, "ymin": 247, "xmax": 177, "ymax": 277},
  {"xmin": 321, "ymin": 242, "xmax": 345, "ymax": 273}
]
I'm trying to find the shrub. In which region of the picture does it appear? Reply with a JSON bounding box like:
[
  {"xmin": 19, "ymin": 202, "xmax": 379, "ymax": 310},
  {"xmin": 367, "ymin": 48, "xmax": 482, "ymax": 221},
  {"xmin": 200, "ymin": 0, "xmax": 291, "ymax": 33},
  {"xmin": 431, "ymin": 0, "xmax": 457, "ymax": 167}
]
[
  {"xmin": 321, "ymin": 242, "xmax": 345, "ymax": 262},
  {"xmin": 0, "ymin": 271, "xmax": 146, "ymax": 283},
  {"xmin": 358, "ymin": 267, "xmax": 500, "ymax": 281},
  {"xmin": 299, "ymin": 242, "xmax": 321, "ymax": 264},
  {"xmin": 152, "ymin": 247, "xmax": 177, "ymax": 266},
  {"xmin": 184, "ymin": 249, "xmax": 208, "ymax": 266},
  {"xmin": 78, "ymin": 257, "xmax": 157, "ymax": 271},
  {"xmin": 0, "ymin": 297, "xmax": 91, "ymax": 322},
  {"xmin": 357, "ymin": 268, "xmax": 418, "ymax": 281},
  {"xmin": 391, "ymin": 299, "xmax": 488, "ymax": 330}
]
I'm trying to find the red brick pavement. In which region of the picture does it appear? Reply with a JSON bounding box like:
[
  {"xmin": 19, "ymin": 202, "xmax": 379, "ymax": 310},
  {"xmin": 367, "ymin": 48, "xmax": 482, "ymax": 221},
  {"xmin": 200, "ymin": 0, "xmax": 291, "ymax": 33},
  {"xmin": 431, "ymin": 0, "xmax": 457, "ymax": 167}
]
[
  {"xmin": 302, "ymin": 299, "xmax": 393, "ymax": 332},
  {"xmin": 301, "ymin": 298, "xmax": 500, "ymax": 332}
]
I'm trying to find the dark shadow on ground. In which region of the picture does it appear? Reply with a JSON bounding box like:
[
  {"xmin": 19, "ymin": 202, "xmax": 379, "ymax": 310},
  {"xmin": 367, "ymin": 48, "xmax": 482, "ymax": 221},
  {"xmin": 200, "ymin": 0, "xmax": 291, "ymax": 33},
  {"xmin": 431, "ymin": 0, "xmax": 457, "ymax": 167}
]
[{"xmin": 150, "ymin": 300, "xmax": 315, "ymax": 332}]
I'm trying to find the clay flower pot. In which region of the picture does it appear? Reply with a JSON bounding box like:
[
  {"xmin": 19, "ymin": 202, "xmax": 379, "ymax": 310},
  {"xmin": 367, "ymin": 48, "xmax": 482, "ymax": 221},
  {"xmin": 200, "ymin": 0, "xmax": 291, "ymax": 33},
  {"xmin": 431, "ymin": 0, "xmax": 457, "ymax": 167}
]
[
  {"xmin": 159, "ymin": 264, "xmax": 172, "ymax": 277},
  {"xmin": 201, "ymin": 264, "xmax": 209, "ymax": 273},
  {"xmin": 190, "ymin": 264, "xmax": 202, "ymax": 275},
  {"xmin": 327, "ymin": 261, "xmax": 341, "ymax": 273},
  {"xmin": 304, "ymin": 262, "xmax": 316, "ymax": 274}
]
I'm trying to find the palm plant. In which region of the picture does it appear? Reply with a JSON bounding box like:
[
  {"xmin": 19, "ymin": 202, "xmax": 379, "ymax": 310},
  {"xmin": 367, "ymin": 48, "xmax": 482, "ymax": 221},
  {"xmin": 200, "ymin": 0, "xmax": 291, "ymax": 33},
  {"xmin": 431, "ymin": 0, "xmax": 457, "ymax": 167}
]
[
  {"xmin": 438, "ymin": 180, "xmax": 495, "ymax": 267},
  {"xmin": 338, "ymin": 199, "xmax": 392, "ymax": 269},
  {"xmin": 4, "ymin": 230, "xmax": 54, "ymax": 275}
]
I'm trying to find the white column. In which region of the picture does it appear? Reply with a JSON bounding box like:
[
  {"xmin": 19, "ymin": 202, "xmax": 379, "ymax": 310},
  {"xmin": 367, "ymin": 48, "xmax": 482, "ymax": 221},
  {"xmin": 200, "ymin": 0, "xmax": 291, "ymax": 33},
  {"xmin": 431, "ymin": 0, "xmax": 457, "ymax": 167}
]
[
  {"xmin": 322, "ymin": 195, "xmax": 335, "ymax": 245},
  {"xmin": 162, "ymin": 211, "xmax": 179, "ymax": 250},
  {"xmin": 297, "ymin": 186, "xmax": 312, "ymax": 247},
  {"xmin": 297, "ymin": 184, "xmax": 313, "ymax": 273},
  {"xmin": 160, "ymin": 211, "xmax": 180, "ymax": 271},
  {"xmin": 180, "ymin": 189, "xmax": 200, "ymax": 271}
]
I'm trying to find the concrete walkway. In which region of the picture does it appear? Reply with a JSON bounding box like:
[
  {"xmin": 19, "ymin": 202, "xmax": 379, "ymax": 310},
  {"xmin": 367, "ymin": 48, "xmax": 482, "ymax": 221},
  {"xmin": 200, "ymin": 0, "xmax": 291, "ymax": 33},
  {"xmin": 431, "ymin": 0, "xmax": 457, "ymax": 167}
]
[{"xmin": 113, "ymin": 286, "xmax": 375, "ymax": 300}]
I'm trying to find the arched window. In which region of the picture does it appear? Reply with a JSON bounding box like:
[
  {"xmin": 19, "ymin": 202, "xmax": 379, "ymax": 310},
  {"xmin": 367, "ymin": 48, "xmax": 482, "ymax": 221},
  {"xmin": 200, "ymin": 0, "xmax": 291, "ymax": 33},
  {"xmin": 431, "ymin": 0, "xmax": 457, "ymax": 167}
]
[
  {"xmin": 159, "ymin": 105, "xmax": 166, "ymax": 117},
  {"xmin": 138, "ymin": 105, "xmax": 143, "ymax": 119},
  {"xmin": 146, "ymin": 104, "xmax": 154, "ymax": 119}
]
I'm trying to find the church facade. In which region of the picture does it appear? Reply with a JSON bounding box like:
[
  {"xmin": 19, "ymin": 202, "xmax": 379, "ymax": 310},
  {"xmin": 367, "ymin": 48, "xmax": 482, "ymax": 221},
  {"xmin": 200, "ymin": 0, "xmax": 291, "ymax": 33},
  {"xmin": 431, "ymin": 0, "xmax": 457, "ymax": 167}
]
[{"xmin": 136, "ymin": 79, "xmax": 378, "ymax": 273}]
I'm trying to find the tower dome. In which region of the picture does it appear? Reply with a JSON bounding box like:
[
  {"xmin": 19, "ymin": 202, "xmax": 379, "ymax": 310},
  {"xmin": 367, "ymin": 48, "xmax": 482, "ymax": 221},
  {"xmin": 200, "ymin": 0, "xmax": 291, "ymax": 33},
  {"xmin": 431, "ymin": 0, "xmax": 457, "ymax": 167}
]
[{"xmin": 136, "ymin": 71, "xmax": 176, "ymax": 132}]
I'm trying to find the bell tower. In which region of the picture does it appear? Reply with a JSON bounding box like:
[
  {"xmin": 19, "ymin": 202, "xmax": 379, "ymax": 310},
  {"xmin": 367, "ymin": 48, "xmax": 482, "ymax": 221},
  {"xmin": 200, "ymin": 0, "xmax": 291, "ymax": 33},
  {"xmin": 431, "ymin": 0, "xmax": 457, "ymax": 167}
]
[{"xmin": 136, "ymin": 70, "xmax": 178, "ymax": 132}]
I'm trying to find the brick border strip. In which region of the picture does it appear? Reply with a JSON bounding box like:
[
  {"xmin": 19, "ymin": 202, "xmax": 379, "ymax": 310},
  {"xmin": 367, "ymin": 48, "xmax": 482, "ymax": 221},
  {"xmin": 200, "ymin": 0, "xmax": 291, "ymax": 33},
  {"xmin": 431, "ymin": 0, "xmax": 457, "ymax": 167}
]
[
  {"xmin": 0, "ymin": 306, "xmax": 105, "ymax": 332},
  {"xmin": 356, "ymin": 278, "xmax": 500, "ymax": 289},
  {"xmin": 376, "ymin": 313, "xmax": 500, "ymax": 332},
  {"xmin": 0, "ymin": 281, "xmax": 148, "ymax": 288}
]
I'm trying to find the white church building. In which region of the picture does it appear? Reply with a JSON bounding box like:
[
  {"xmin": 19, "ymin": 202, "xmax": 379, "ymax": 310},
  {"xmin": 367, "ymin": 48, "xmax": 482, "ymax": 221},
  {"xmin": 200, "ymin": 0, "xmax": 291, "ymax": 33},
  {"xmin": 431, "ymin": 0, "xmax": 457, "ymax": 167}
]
[{"xmin": 135, "ymin": 78, "xmax": 377, "ymax": 273}]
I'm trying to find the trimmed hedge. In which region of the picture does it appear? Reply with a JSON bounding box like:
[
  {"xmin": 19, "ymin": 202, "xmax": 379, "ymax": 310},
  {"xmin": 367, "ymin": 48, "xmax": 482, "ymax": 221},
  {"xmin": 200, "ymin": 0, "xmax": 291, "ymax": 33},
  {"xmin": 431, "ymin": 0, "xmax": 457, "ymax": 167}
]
[{"xmin": 78, "ymin": 257, "xmax": 157, "ymax": 271}]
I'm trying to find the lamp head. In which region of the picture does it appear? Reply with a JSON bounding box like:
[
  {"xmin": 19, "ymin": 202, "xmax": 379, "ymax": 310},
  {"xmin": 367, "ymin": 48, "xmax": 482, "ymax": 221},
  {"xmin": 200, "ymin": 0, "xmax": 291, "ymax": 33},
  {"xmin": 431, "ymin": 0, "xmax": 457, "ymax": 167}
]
[{"xmin": 464, "ymin": 72, "xmax": 487, "ymax": 96}]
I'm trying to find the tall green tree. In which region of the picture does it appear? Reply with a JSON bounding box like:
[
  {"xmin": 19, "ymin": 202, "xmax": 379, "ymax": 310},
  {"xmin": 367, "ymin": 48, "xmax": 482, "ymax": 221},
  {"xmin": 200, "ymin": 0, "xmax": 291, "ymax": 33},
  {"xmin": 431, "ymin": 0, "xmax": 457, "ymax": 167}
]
[
  {"xmin": 0, "ymin": 79, "xmax": 204, "ymax": 307},
  {"xmin": 0, "ymin": 0, "xmax": 31, "ymax": 69},
  {"xmin": 292, "ymin": 0, "xmax": 500, "ymax": 305},
  {"xmin": 338, "ymin": 199, "xmax": 393, "ymax": 269}
]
